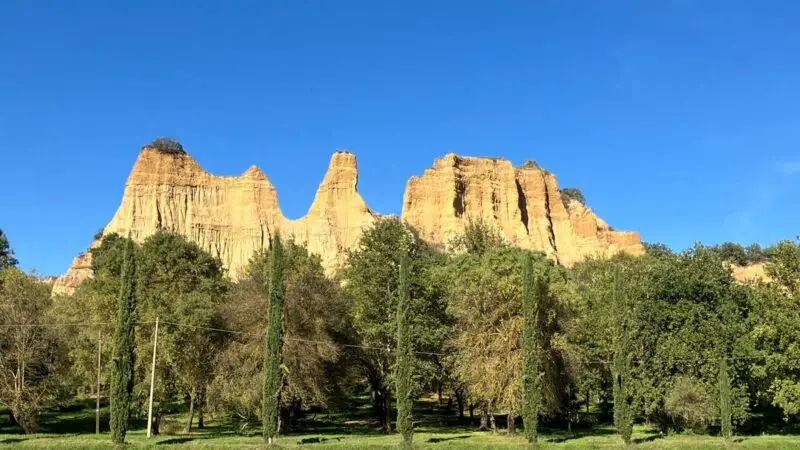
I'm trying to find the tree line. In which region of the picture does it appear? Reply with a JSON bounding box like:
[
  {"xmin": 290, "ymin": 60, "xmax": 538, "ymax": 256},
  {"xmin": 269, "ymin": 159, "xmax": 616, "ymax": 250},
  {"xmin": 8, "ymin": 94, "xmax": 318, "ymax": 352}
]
[{"xmin": 0, "ymin": 223, "xmax": 800, "ymax": 446}]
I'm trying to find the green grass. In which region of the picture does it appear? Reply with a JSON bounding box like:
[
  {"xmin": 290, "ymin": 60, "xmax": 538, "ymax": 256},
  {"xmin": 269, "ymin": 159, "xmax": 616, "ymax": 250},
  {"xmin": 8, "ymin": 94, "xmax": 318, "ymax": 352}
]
[{"xmin": 1, "ymin": 398, "xmax": 800, "ymax": 448}]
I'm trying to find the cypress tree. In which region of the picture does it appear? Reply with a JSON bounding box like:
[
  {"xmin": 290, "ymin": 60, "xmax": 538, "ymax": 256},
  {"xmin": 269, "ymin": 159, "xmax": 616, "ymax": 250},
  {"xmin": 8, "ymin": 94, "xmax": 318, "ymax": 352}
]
[
  {"xmin": 110, "ymin": 237, "xmax": 137, "ymax": 447},
  {"xmin": 612, "ymin": 267, "xmax": 633, "ymax": 445},
  {"xmin": 395, "ymin": 256, "xmax": 413, "ymax": 447},
  {"xmin": 521, "ymin": 254, "xmax": 541, "ymax": 446},
  {"xmin": 262, "ymin": 234, "xmax": 285, "ymax": 446},
  {"xmin": 719, "ymin": 357, "xmax": 732, "ymax": 440}
]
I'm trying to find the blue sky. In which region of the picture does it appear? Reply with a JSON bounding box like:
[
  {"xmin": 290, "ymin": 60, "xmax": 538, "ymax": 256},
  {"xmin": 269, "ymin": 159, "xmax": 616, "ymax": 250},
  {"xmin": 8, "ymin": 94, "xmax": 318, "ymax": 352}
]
[{"xmin": 1, "ymin": 1, "xmax": 798, "ymax": 276}]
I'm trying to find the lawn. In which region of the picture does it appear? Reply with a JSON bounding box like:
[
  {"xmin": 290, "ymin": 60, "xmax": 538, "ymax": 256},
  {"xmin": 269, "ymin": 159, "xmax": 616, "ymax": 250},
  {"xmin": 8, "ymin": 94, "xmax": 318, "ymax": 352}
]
[{"xmin": 1, "ymin": 399, "xmax": 800, "ymax": 449}]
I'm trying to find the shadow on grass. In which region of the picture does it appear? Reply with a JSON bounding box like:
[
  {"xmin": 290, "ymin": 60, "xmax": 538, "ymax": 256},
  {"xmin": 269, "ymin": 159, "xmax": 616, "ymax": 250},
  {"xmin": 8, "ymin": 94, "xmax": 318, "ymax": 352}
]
[
  {"xmin": 157, "ymin": 437, "xmax": 196, "ymax": 445},
  {"xmin": 427, "ymin": 435, "xmax": 471, "ymax": 443},
  {"xmin": 0, "ymin": 438, "xmax": 27, "ymax": 444},
  {"xmin": 633, "ymin": 433, "xmax": 665, "ymax": 444},
  {"xmin": 546, "ymin": 427, "xmax": 616, "ymax": 443},
  {"xmin": 296, "ymin": 436, "xmax": 344, "ymax": 445}
]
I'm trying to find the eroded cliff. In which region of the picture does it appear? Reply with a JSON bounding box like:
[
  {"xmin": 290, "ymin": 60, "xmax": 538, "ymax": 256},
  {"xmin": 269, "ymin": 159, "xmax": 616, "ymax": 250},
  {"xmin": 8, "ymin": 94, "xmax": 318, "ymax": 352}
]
[
  {"xmin": 402, "ymin": 153, "xmax": 644, "ymax": 265},
  {"xmin": 54, "ymin": 148, "xmax": 643, "ymax": 295},
  {"xmin": 53, "ymin": 148, "xmax": 377, "ymax": 295}
]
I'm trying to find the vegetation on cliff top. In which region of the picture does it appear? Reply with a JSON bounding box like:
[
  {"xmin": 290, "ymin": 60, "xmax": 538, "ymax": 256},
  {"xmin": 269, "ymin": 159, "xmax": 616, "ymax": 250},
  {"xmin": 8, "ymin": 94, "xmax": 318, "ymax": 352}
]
[{"xmin": 145, "ymin": 137, "xmax": 186, "ymax": 155}]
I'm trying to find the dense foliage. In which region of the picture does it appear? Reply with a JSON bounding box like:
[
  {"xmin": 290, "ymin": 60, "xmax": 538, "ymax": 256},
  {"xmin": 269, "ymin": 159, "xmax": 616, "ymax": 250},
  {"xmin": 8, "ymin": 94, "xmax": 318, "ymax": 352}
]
[
  {"xmin": 0, "ymin": 268, "xmax": 67, "ymax": 433},
  {"xmin": 146, "ymin": 137, "xmax": 185, "ymax": 155},
  {"xmin": 559, "ymin": 187, "xmax": 586, "ymax": 208},
  {"xmin": 0, "ymin": 229, "xmax": 18, "ymax": 269},
  {"xmin": 5, "ymin": 222, "xmax": 800, "ymax": 444},
  {"xmin": 395, "ymin": 257, "xmax": 413, "ymax": 447},
  {"xmin": 262, "ymin": 234, "xmax": 285, "ymax": 445},
  {"xmin": 110, "ymin": 237, "xmax": 137, "ymax": 445}
]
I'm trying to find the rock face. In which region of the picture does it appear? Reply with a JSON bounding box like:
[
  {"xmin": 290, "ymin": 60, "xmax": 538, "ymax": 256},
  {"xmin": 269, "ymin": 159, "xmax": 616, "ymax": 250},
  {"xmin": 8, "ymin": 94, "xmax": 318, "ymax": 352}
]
[
  {"xmin": 53, "ymin": 148, "xmax": 377, "ymax": 295},
  {"xmin": 402, "ymin": 154, "xmax": 643, "ymax": 266},
  {"xmin": 54, "ymin": 148, "xmax": 643, "ymax": 295},
  {"xmin": 732, "ymin": 263, "xmax": 769, "ymax": 283}
]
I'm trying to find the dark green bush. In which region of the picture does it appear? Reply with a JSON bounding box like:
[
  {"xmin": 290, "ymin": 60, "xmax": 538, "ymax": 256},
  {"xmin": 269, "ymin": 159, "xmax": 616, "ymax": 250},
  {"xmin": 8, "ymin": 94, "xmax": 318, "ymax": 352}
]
[
  {"xmin": 560, "ymin": 187, "xmax": 586, "ymax": 208},
  {"xmin": 146, "ymin": 137, "xmax": 185, "ymax": 155}
]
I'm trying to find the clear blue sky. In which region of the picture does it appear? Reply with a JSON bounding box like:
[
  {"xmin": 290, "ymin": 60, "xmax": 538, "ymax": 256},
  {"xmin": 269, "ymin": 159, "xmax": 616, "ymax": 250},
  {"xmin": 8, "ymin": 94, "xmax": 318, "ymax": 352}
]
[{"xmin": 1, "ymin": 1, "xmax": 798, "ymax": 276}]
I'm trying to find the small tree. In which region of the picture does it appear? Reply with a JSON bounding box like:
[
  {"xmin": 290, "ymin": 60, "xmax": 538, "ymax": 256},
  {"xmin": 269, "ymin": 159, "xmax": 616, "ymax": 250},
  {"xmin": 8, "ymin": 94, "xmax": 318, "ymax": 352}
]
[
  {"xmin": 719, "ymin": 358, "xmax": 732, "ymax": 440},
  {"xmin": 521, "ymin": 254, "xmax": 541, "ymax": 445},
  {"xmin": 146, "ymin": 137, "xmax": 185, "ymax": 155},
  {"xmin": 262, "ymin": 234, "xmax": 286, "ymax": 446},
  {"xmin": 110, "ymin": 237, "xmax": 137, "ymax": 447},
  {"xmin": 395, "ymin": 256, "xmax": 413, "ymax": 447},
  {"xmin": 612, "ymin": 268, "xmax": 633, "ymax": 445},
  {"xmin": 0, "ymin": 229, "xmax": 18, "ymax": 270},
  {"xmin": 560, "ymin": 188, "xmax": 586, "ymax": 208},
  {"xmin": 0, "ymin": 268, "xmax": 66, "ymax": 433}
]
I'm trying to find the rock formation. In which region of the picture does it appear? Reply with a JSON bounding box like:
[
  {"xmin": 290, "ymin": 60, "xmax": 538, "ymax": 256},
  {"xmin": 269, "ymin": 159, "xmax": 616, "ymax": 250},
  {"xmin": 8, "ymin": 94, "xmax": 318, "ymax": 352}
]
[
  {"xmin": 53, "ymin": 148, "xmax": 377, "ymax": 295},
  {"xmin": 54, "ymin": 147, "xmax": 643, "ymax": 295},
  {"xmin": 402, "ymin": 153, "xmax": 643, "ymax": 266}
]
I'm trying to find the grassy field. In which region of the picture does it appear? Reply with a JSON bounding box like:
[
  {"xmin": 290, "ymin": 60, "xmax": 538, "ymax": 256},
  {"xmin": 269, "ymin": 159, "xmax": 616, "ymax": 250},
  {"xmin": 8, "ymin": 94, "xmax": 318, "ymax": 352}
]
[{"xmin": 2, "ymin": 398, "xmax": 800, "ymax": 449}]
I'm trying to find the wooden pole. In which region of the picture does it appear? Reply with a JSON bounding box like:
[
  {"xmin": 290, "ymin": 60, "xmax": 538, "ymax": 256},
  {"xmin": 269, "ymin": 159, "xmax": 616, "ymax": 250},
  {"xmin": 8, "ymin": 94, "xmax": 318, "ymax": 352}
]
[
  {"xmin": 146, "ymin": 317, "xmax": 159, "ymax": 438},
  {"xmin": 95, "ymin": 328, "xmax": 101, "ymax": 435}
]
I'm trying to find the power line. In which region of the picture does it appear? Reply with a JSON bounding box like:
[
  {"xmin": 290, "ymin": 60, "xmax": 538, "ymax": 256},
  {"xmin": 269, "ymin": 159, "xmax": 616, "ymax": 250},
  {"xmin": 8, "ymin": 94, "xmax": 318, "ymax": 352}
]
[{"xmin": 0, "ymin": 320, "xmax": 784, "ymax": 362}]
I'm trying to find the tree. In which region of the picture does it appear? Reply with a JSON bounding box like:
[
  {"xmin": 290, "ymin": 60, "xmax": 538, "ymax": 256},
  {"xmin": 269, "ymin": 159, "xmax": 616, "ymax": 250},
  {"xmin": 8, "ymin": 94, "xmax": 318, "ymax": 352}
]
[
  {"xmin": 748, "ymin": 240, "xmax": 800, "ymax": 420},
  {"xmin": 449, "ymin": 218, "xmax": 506, "ymax": 255},
  {"xmin": 342, "ymin": 217, "xmax": 448, "ymax": 432},
  {"xmin": 0, "ymin": 268, "xmax": 67, "ymax": 433},
  {"xmin": 146, "ymin": 137, "xmax": 185, "ymax": 154},
  {"xmin": 765, "ymin": 239, "xmax": 800, "ymax": 297},
  {"xmin": 611, "ymin": 268, "xmax": 633, "ymax": 445},
  {"xmin": 0, "ymin": 228, "xmax": 18, "ymax": 269},
  {"xmin": 719, "ymin": 358, "xmax": 732, "ymax": 440},
  {"xmin": 395, "ymin": 256, "xmax": 413, "ymax": 447},
  {"xmin": 444, "ymin": 233, "xmax": 569, "ymax": 434},
  {"xmin": 559, "ymin": 188, "xmax": 586, "ymax": 208},
  {"xmin": 643, "ymin": 242, "xmax": 673, "ymax": 258},
  {"xmin": 53, "ymin": 235, "xmax": 132, "ymax": 416},
  {"xmin": 110, "ymin": 237, "xmax": 137, "ymax": 446},
  {"xmin": 209, "ymin": 240, "xmax": 349, "ymax": 432},
  {"xmin": 262, "ymin": 234, "xmax": 285, "ymax": 446},
  {"xmin": 521, "ymin": 254, "xmax": 541, "ymax": 445},
  {"xmin": 134, "ymin": 232, "xmax": 228, "ymax": 434}
]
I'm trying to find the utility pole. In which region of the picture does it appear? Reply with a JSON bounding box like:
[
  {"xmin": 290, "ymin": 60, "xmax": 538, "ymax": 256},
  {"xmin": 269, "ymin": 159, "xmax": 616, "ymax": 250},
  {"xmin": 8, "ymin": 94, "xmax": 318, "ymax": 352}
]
[
  {"xmin": 146, "ymin": 317, "xmax": 159, "ymax": 438},
  {"xmin": 95, "ymin": 329, "xmax": 101, "ymax": 435}
]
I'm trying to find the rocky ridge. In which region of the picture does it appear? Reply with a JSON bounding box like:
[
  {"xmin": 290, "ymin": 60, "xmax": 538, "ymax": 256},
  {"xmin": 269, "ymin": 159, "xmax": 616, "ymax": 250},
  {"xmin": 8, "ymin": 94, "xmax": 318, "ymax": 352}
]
[{"xmin": 53, "ymin": 147, "xmax": 643, "ymax": 295}]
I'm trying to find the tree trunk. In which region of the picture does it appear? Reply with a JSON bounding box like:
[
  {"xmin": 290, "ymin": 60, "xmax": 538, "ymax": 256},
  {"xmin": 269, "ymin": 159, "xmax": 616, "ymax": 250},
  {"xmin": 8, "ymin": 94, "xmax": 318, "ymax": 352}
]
[
  {"xmin": 489, "ymin": 406, "xmax": 497, "ymax": 434},
  {"xmin": 151, "ymin": 414, "xmax": 161, "ymax": 436},
  {"xmin": 469, "ymin": 403, "xmax": 475, "ymax": 424},
  {"xmin": 279, "ymin": 405, "xmax": 292, "ymax": 433},
  {"xmin": 507, "ymin": 413, "xmax": 517, "ymax": 436},
  {"xmin": 479, "ymin": 403, "xmax": 489, "ymax": 431},
  {"xmin": 7, "ymin": 411, "xmax": 16, "ymax": 426},
  {"xmin": 185, "ymin": 389, "xmax": 196, "ymax": 433},
  {"xmin": 197, "ymin": 387, "xmax": 205, "ymax": 429},
  {"xmin": 381, "ymin": 387, "xmax": 392, "ymax": 433},
  {"xmin": 437, "ymin": 382, "xmax": 443, "ymax": 406}
]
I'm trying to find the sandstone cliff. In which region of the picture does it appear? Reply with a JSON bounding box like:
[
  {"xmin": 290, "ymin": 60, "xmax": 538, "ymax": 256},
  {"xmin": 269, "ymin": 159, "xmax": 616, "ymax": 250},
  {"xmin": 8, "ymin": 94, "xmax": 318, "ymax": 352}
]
[
  {"xmin": 53, "ymin": 148, "xmax": 377, "ymax": 295},
  {"xmin": 54, "ymin": 148, "xmax": 643, "ymax": 295},
  {"xmin": 402, "ymin": 153, "xmax": 644, "ymax": 265}
]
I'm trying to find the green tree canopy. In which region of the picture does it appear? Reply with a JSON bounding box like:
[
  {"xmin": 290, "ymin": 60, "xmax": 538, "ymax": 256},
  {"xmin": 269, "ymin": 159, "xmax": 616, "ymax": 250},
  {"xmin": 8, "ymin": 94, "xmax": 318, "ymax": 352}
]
[
  {"xmin": 0, "ymin": 228, "xmax": 18, "ymax": 270},
  {"xmin": 341, "ymin": 216, "xmax": 449, "ymax": 431}
]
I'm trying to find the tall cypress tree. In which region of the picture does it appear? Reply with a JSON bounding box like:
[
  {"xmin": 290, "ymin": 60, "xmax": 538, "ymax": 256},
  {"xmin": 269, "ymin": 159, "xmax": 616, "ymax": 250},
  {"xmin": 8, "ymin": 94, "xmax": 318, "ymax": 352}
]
[
  {"xmin": 612, "ymin": 267, "xmax": 633, "ymax": 445},
  {"xmin": 110, "ymin": 237, "xmax": 137, "ymax": 447},
  {"xmin": 521, "ymin": 254, "xmax": 541, "ymax": 446},
  {"xmin": 719, "ymin": 357, "xmax": 732, "ymax": 440},
  {"xmin": 395, "ymin": 256, "xmax": 413, "ymax": 447},
  {"xmin": 262, "ymin": 234, "xmax": 285, "ymax": 446}
]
